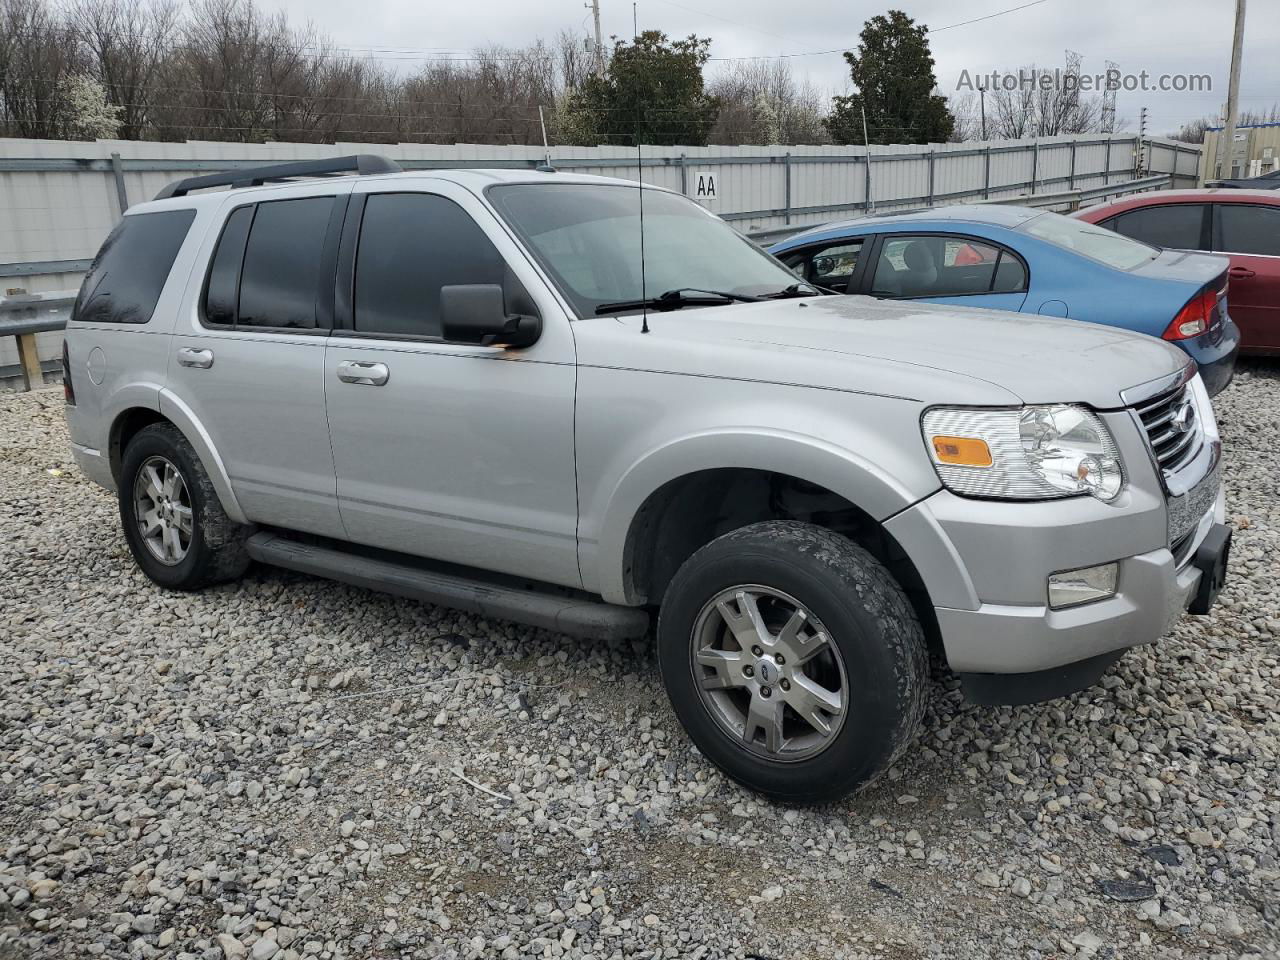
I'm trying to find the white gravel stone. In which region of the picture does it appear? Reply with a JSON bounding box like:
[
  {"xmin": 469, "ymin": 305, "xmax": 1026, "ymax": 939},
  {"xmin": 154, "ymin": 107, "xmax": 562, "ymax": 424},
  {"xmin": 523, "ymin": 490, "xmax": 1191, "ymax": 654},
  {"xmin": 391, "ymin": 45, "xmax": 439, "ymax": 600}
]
[{"xmin": 2, "ymin": 370, "xmax": 1279, "ymax": 960}]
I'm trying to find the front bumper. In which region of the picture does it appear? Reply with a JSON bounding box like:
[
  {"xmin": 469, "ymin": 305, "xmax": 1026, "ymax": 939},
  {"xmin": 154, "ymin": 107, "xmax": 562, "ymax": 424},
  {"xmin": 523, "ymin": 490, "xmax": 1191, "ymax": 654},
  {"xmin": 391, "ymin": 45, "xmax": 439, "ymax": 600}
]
[{"xmin": 884, "ymin": 452, "xmax": 1227, "ymax": 703}]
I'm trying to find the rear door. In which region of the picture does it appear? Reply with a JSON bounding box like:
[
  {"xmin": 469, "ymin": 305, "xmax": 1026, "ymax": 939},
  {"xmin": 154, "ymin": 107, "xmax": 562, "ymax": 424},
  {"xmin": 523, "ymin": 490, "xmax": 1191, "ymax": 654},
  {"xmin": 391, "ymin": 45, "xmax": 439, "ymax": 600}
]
[
  {"xmin": 1103, "ymin": 203, "xmax": 1210, "ymax": 252},
  {"xmin": 1210, "ymin": 202, "xmax": 1280, "ymax": 352},
  {"xmin": 166, "ymin": 185, "xmax": 349, "ymax": 539},
  {"xmin": 322, "ymin": 180, "xmax": 581, "ymax": 587},
  {"xmin": 861, "ymin": 233, "xmax": 1029, "ymax": 312}
]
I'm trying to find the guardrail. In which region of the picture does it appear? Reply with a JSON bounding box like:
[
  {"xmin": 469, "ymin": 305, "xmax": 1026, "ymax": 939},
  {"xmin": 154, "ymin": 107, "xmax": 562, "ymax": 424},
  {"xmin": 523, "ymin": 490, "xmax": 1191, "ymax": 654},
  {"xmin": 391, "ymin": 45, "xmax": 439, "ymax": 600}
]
[
  {"xmin": 745, "ymin": 174, "xmax": 1174, "ymax": 244},
  {"xmin": 971, "ymin": 174, "xmax": 1173, "ymax": 211},
  {"xmin": 1, "ymin": 291, "xmax": 76, "ymax": 390}
]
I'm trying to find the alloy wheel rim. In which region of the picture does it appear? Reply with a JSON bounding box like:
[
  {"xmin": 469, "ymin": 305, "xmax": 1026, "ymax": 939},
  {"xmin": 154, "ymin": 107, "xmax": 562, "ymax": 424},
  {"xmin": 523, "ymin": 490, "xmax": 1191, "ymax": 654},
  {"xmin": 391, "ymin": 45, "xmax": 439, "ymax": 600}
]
[
  {"xmin": 133, "ymin": 456, "xmax": 193, "ymax": 565},
  {"xmin": 690, "ymin": 584, "xmax": 848, "ymax": 762}
]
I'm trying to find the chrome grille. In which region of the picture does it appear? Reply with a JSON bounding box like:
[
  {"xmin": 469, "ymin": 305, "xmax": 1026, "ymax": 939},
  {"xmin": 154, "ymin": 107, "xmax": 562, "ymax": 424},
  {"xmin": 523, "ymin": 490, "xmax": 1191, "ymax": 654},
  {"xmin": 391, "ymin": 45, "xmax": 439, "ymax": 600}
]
[{"xmin": 1134, "ymin": 381, "xmax": 1202, "ymax": 475}]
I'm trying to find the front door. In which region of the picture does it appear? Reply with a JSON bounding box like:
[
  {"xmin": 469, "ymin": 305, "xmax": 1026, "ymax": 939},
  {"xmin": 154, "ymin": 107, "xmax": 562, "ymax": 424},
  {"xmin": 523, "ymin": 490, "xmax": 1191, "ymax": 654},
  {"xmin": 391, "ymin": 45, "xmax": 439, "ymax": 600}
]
[
  {"xmin": 166, "ymin": 186, "xmax": 349, "ymax": 540},
  {"xmin": 777, "ymin": 238, "xmax": 868, "ymax": 293},
  {"xmin": 322, "ymin": 181, "xmax": 581, "ymax": 588},
  {"xmin": 1211, "ymin": 202, "xmax": 1280, "ymax": 352}
]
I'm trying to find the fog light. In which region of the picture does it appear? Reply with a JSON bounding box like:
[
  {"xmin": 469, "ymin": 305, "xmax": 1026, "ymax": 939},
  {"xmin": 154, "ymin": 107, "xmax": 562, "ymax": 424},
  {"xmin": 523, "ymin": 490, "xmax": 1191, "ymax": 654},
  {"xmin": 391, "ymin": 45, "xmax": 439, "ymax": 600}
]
[{"xmin": 1048, "ymin": 562, "xmax": 1118, "ymax": 609}]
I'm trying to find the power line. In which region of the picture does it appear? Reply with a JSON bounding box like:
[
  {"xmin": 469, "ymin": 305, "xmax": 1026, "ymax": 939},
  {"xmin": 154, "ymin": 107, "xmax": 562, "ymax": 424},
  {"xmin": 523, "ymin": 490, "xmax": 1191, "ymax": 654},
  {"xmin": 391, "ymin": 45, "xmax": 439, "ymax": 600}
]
[
  {"xmin": 930, "ymin": 0, "xmax": 1051, "ymax": 34},
  {"xmin": 706, "ymin": 0, "xmax": 1054, "ymax": 61}
]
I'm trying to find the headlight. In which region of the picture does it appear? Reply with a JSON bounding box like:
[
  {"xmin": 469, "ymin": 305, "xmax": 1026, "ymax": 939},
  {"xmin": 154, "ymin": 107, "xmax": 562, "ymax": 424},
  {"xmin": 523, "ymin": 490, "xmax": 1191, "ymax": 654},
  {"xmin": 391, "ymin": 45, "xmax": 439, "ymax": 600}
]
[{"xmin": 922, "ymin": 404, "xmax": 1125, "ymax": 502}]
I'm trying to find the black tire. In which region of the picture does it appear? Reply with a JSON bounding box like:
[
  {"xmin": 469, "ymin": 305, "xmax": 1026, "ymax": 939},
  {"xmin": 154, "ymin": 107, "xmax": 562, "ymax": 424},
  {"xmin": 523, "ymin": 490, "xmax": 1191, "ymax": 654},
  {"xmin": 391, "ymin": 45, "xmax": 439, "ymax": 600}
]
[
  {"xmin": 657, "ymin": 520, "xmax": 928, "ymax": 803},
  {"xmin": 119, "ymin": 422, "xmax": 250, "ymax": 590}
]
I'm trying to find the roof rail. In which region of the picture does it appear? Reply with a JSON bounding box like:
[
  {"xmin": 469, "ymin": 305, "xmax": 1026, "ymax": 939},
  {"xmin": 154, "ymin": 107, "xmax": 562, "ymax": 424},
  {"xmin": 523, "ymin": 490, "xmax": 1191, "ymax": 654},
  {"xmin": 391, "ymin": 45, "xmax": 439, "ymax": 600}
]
[{"xmin": 153, "ymin": 154, "xmax": 402, "ymax": 201}]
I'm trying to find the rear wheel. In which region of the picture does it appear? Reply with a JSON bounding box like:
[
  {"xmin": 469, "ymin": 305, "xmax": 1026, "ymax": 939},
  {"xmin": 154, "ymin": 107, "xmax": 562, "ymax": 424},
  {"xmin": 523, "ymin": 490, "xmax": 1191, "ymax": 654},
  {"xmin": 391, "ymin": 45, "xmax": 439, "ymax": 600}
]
[
  {"xmin": 657, "ymin": 520, "xmax": 928, "ymax": 802},
  {"xmin": 119, "ymin": 423, "xmax": 249, "ymax": 590}
]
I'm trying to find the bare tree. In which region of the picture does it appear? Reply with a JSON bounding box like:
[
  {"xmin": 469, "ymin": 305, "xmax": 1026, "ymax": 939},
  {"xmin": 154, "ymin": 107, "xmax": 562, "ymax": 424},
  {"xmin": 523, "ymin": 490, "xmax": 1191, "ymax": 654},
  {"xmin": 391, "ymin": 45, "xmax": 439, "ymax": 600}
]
[
  {"xmin": 552, "ymin": 29, "xmax": 590, "ymax": 93},
  {"xmin": 0, "ymin": 0, "xmax": 87, "ymax": 138},
  {"xmin": 706, "ymin": 60, "xmax": 827, "ymax": 145},
  {"xmin": 976, "ymin": 60, "xmax": 1106, "ymax": 140},
  {"xmin": 946, "ymin": 92, "xmax": 982, "ymax": 142},
  {"xmin": 67, "ymin": 0, "xmax": 176, "ymax": 140}
]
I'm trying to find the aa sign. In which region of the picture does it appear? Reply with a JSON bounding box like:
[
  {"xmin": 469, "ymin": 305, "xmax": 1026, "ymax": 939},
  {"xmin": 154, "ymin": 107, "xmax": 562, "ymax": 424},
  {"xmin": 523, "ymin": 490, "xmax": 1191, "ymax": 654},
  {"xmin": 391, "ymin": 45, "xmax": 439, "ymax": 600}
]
[{"xmin": 690, "ymin": 170, "xmax": 719, "ymax": 202}]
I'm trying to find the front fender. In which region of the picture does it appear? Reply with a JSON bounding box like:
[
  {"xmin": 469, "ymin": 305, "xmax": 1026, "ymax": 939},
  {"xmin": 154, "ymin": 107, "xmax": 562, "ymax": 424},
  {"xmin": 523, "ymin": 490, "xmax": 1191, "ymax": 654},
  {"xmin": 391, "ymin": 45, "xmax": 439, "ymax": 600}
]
[
  {"xmin": 157, "ymin": 387, "xmax": 248, "ymax": 525},
  {"xmin": 586, "ymin": 428, "xmax": 939, "ymax": 604}
]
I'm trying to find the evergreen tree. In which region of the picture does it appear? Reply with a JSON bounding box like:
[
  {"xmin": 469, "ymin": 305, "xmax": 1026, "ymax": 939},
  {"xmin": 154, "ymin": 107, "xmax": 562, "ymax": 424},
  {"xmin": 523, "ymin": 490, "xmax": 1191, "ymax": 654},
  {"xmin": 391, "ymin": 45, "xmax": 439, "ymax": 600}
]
[
  {"xmin": 564, "ymin": 31, "xmax": 719, "ymax": 146},
  {"xmin": 826, "ymin": 10, "xmax": 954, "ymax": 146}
]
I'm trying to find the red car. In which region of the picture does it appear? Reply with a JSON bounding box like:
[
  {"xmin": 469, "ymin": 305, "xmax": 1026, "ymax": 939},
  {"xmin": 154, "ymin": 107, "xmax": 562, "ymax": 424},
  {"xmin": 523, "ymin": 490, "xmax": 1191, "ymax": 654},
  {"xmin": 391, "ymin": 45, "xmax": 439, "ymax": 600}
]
[{"xmin": 1075, "ymin": 189, "xmax": 1280, "ymax": 355}]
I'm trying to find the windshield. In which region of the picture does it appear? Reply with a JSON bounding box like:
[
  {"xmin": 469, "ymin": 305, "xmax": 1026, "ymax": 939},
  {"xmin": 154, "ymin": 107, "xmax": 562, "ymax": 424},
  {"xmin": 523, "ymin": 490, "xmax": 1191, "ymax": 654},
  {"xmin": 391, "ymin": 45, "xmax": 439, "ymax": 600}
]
[
  {"xmin": 1019, "ymin": 210, "xmax": 1159, "ymax": 270},
  {"xmin": 487, "ymin": 182, "xmax": 802, "ymax": 317}
]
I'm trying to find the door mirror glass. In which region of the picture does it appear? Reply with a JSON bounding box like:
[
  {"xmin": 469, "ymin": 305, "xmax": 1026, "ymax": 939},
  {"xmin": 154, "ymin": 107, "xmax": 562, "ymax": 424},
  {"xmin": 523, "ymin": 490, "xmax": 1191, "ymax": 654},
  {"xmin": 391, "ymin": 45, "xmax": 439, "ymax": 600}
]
[{"xmin": 440, "ymin": 284, "xmax": 541, "ymax": 348}]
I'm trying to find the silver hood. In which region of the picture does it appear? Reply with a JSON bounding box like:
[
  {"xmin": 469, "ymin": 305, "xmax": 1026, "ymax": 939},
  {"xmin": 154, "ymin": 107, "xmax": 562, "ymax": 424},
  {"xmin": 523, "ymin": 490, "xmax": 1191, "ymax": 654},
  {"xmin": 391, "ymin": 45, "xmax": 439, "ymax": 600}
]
[{"xmin": 588, "ymin": 295, "xmax": 1191, "ymax": 409}]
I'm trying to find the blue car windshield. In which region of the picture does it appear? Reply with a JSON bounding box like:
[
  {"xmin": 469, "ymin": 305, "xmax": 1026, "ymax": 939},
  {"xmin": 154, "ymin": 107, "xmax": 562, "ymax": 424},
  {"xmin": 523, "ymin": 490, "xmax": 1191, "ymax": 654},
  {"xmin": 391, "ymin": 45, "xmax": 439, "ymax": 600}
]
[
  {"xmin": 486, "ymin": 182, "xmax": 802, "ymax": 317},
  {"xmin": 1018, "ymin": 211, "xmax": 1159, "ymax": 270}
]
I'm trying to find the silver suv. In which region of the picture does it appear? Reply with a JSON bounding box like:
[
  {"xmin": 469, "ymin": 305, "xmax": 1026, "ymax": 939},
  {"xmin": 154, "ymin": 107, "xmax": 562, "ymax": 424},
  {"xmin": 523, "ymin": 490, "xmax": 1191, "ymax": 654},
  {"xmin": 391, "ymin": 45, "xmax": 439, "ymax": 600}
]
[{"xmin": 63, "ymin": 155, "xmax": 1231, "ymax": 802}]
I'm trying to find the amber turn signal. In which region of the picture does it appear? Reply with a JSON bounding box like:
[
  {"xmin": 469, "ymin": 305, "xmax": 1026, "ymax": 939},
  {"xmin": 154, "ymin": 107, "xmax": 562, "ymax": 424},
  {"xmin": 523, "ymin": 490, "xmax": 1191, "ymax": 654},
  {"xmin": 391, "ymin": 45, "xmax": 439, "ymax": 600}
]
[{"xmin": 931, "ymin": 435, "xmax": 993, "ymax": 467}]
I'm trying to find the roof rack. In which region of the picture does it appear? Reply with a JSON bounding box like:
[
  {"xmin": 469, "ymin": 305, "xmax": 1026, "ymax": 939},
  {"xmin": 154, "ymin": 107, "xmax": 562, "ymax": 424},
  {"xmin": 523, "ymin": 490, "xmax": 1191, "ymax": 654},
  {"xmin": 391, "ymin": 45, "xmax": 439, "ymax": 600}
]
[{"xmin": 153, "ymin": 154, "xmax": 402, "ymax": 201}]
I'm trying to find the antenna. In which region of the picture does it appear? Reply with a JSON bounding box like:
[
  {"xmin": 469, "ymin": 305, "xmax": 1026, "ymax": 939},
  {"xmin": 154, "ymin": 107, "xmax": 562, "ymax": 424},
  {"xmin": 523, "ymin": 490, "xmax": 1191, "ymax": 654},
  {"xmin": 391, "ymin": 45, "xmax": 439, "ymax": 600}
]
[
  {"xmin": 637, "ymin": 131, "xmax": 650, "ymax": 334},
  {"xmin": 861, "ymin": 99, "xmax": 874, "ymax": 212},
  {"xmin": 633, "ymin": 2, "xmax": 648, "ymax": 333},
  {"xmin": 1101, "ymin": 60, "xmax": 1118, "ymax": 134}
]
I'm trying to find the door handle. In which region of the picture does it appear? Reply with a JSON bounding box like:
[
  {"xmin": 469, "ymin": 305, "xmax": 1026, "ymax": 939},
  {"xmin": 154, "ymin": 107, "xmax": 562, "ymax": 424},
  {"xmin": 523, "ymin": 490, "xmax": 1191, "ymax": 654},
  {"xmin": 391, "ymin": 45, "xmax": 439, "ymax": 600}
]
[
  {"xmin": 336, "ymin": 360, "xmax": 390, "ymax": 386},
  {"xmin": 176, "ymin": 347, "xmax": 214, "ymax": 369},
  {"xmin": 1228, "ymin": 266, "xmax": 1256, "ymax": 279}
]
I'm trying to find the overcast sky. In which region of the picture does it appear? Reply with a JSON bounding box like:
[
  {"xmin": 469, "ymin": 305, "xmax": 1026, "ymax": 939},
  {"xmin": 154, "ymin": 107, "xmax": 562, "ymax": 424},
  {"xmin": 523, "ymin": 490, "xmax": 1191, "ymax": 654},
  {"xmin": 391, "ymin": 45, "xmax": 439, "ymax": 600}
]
[{"xmin": 273, "ymin": 0, "xmax": 1278, "ymax": 135}]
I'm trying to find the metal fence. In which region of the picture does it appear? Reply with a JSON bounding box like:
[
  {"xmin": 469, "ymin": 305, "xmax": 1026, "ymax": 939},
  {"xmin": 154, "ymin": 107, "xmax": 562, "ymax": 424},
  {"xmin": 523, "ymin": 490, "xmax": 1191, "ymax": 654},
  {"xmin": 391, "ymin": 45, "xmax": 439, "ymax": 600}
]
[{"xmin": 0, "ymin": 134, "xmax": 1202, "ymax": 381}]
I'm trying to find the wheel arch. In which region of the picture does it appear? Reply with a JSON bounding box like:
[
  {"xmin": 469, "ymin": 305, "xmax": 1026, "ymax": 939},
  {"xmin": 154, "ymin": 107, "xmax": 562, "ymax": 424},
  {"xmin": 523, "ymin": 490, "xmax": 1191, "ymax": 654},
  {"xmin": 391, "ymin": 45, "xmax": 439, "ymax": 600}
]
[
  {"xmin": 595, "ymin": 435, "xmax": 941, "ymax": 650},
  {"xmin": 109, "ymin": 391, "xmax": 247, "ymax": 524}
]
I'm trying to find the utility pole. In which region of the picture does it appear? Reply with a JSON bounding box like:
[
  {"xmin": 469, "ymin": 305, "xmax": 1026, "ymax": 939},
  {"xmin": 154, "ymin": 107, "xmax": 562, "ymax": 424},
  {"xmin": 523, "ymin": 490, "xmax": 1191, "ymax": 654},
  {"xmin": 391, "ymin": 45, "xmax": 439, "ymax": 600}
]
[
  {"xmin": 588, "ymin": 0, "xmax": 605, "ymax": 79},
  {"xmin": 1216, "ymin": 0, "xmax": 1247, "ymax": 179},
  {"xmin": 977, "ymin": 82, "xmax": 987, "ymax": 140}
]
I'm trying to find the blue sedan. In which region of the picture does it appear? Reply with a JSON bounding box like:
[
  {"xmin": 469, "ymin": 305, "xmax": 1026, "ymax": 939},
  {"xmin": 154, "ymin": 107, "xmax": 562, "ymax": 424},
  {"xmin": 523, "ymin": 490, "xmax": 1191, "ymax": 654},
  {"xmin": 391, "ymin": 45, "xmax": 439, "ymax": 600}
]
[{"xmin": 769, "ymin": 205, "xmax": 1240, "ymax": 395}]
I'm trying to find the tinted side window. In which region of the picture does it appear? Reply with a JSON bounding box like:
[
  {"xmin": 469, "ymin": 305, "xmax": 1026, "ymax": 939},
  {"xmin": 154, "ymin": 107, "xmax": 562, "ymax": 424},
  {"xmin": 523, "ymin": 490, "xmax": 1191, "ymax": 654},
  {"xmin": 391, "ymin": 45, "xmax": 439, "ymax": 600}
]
[
  {"xmin": 1216, "ymin": 204, "xmax": 1280, "ymax": 256},
  {"xmin": 74, "ymin": 209, "xmax": 196, "ymax": 324},
  {"xmin": 237, "ymin": 197, "xmax": 333, "ymax": 329},
  {"xmin": 354, "ymin": 193, "xmax": 505, "ymax": 337},
  {"xmin": 1112, "ymin": 204, "xmax": 1206, "ymax": 249},
  {"xmin": 203, "ymin": 206, "xmax": 254, "ymax": 326}
]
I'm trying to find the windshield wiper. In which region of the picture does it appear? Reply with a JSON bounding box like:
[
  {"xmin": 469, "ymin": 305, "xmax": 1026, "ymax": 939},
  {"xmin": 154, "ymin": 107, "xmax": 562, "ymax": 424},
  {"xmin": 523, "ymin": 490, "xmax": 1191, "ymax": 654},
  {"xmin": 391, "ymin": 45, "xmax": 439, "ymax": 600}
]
[
  {"xmin": 760, "ymin": 282, "xmax": 827, "ymax": 299},
  {"xmin": 594, "ymin": 287, "xmax": 762, "ymax": 316}
]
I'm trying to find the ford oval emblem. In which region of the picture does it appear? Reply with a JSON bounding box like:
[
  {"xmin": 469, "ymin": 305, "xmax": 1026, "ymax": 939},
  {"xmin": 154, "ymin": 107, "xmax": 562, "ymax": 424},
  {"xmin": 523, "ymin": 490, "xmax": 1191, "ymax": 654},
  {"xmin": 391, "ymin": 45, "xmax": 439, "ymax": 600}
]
[{"xmin": 1171, "ymin": 401, "xmax": 1194, "ymax": 435}]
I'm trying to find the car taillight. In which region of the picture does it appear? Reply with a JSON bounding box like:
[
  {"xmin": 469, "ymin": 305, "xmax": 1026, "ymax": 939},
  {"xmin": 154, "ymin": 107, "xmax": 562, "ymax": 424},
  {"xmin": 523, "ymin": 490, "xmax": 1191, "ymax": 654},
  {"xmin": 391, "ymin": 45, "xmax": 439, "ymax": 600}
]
[
  {"xmin": 1162, "ymin": 287, "xmax": 1217, "ymax": 341},
  {"xmin": 62, "ymin": 340, "xmax": 75, "ymax": 405}
]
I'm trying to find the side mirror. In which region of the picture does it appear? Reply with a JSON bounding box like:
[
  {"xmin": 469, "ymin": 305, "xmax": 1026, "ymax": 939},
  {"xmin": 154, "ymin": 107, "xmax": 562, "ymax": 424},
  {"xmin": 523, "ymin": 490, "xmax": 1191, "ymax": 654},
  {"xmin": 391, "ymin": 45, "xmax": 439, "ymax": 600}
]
[{"xmin": 440, "ymin": 284, "xmax": 541, "ymax": 348}]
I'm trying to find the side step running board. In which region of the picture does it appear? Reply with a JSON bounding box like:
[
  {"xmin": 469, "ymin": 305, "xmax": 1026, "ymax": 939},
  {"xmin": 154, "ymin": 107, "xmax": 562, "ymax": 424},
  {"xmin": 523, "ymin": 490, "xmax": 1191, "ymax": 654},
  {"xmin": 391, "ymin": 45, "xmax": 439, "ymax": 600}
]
[{"xmin": 245, "ymin": 532, "xmax": 651, "ymax": 642}]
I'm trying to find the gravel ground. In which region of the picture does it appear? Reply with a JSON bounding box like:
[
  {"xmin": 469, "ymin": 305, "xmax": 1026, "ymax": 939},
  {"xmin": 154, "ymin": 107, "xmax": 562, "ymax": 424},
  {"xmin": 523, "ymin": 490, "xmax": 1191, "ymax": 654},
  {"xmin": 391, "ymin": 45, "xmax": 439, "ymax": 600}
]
[{"xmin": 2, "ymin": 365, "xmax": 1278, "ymax": 960}]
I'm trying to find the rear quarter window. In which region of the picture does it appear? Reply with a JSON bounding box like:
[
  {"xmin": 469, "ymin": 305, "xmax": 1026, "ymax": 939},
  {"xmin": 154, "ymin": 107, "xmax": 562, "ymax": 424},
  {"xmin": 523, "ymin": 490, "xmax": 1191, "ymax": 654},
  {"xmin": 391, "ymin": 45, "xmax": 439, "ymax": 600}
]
[
  {"xmin": 73, "ymin": 209, "xmax": 196, "ymax": 324},
  {"xmin": 1020, "ymin": 210, "xmax": 1157, "ymax": 271}
]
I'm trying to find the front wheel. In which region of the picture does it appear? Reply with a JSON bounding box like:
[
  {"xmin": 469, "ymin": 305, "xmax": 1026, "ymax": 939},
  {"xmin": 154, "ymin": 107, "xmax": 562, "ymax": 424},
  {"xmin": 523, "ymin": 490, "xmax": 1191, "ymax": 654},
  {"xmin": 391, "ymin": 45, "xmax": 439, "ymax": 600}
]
[{"xmin": 657, "ymin": 521, "xmax": 928, "ymax": 802}]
